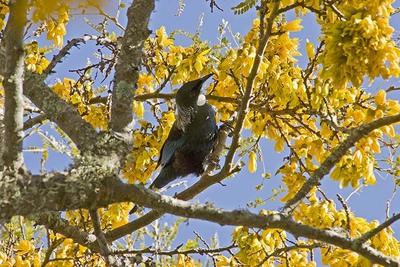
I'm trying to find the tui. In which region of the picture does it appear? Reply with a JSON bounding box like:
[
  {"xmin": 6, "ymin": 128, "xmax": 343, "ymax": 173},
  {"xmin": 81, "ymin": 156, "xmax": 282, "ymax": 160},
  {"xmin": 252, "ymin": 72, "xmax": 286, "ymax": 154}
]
[
  {"xmin": 130, "ymin": 74, "xmax": 218, "ymax": 214},
  {"xmin": 150, "ymin": 73, "xmax": 218, "ymax": 188}
]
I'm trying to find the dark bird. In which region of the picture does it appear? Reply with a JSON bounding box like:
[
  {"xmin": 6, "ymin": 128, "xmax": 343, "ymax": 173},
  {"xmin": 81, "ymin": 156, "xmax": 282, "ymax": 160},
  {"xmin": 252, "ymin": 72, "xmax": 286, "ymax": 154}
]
[
  {"xmin": 150, "ymin": 73, "xmax": 218, "ymax": 189},
  {"xmin": 130, "ymin": 74, "xmax": 218, "ymax": 213}
]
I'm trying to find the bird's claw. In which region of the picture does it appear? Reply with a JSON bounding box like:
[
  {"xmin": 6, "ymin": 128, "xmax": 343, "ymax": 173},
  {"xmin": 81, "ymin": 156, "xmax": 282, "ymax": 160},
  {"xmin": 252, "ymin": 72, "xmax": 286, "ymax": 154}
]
[
  {"xmin": 205, "ymin": 155, "xmax": 221, "ymax": 170},
  {"xmin": 220, "ymin": 121, "xmax": 235, "ymax": 137}
]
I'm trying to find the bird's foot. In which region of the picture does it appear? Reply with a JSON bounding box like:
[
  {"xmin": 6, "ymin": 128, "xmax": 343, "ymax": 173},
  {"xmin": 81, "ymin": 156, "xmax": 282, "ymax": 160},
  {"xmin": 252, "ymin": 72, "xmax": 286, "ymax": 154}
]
[
  {"xmin": 220, "ymin": 113, "xmax": 236, "ymax": 137},
  {"xmin": 220, "ymin": 121, "xmax": 234, "ymax": 135},
  {"xmin": 204, "ymin": 154, "xmax": 221, "ymax": 170}
]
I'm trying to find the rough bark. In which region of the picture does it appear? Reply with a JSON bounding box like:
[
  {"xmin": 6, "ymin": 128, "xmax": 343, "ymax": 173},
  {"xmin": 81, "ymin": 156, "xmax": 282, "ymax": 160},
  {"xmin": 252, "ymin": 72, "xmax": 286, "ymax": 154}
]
[
  {"xmin": 1, "ymin": 0, "xmax": 29, "ymax": 170},
  {"xmin": 109, "ymin": 0, "xmax": 155, "ymax": 132}
]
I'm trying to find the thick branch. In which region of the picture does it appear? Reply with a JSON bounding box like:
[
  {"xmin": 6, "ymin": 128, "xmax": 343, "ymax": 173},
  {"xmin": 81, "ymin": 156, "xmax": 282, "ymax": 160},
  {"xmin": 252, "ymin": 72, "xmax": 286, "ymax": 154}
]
[
  {"xmin": 111, "ymin": 184, "xmax": 400, "ymax": 266},
  {"xmin": 23, "ymin": 114, "xmax": 47, "ymax": 130},
  {"xmin": 0, "ymin": 105, "xmax": 4, "ymax": 166},
  {"xmin": 1, "ymin": 0, "xmax": 29, "ymax": 170},
  {"xmin": 116, "ymin": 243, "xmax": 236, "ymax": 256},
  {"xmin": 24, "ymin": 73, "xmax": 99, "ymax": 151},
  {"xmin": 2, "ymin": 168, "xmax": 398, "ymax": 266},
  {"xmin": 31, "ymin": 211, "xmax": 100, "ymax": 251},
  {"xmin": 109, "ymin": 0, "xmax": 155, "ymax": 132},
  {"xmin": 0, "ymin": 172, "xmax": 113, "ymax": 219},
  {"xmin": 283, "ymin": 113, "xmax": 400, "ymax": 213}
]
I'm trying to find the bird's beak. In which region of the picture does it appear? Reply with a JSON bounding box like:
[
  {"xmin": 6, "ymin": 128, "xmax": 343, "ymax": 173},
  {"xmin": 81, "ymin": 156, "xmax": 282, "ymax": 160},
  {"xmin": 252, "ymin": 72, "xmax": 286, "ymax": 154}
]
[
  {"xmin": 192, "ymin": 73, "xmax": 213, "ymax": 94},
  {"xmin": 200, "ymin": 73, "xmax": 213, "ymax": 83}
]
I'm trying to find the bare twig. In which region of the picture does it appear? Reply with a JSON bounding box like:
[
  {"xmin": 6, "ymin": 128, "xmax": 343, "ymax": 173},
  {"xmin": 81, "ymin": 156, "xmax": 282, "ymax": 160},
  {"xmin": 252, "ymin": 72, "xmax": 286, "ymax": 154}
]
[
  {"xmin": 337, "ymin": 194, "xmax": 351, "ymax": 232},
  {"xmin": 222, "ymin": 0, "xmax": 280, "ymax": 176},
  {"xmin": 44, "ymin": 34, "xmax": 118, "ymax": 77},
  {"xmin": 88, "ymin": 0, "xmax": 125, "ymax": 31},
  {"xmin": 44, "ymin": 37, "xmax": 86, "ymax": 76},
  {"xmin": 262, "ymin": 242, "xmax": 324, "ymax": 264}
]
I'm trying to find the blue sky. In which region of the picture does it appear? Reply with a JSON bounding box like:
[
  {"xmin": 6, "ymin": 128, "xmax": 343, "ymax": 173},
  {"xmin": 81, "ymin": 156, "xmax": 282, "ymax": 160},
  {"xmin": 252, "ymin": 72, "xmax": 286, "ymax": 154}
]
[{"xmin": 22, "ymin": 0, "xmax": 400, "ymax": 264}]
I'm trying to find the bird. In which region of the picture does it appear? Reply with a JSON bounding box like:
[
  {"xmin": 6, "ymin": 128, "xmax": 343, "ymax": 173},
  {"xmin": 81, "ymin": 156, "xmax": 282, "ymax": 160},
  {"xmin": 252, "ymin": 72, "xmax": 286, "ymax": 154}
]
[
  {"xmin": 150, "ymin": 73, "xmax": 218, "ymax": 189},
  {"xmin": 130, "ymin": 74, "xmax": 218, "ymax": 214}
]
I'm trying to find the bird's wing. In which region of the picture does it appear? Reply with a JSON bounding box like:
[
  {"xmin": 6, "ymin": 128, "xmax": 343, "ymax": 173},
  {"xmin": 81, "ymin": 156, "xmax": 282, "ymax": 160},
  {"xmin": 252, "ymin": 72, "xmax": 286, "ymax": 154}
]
[{"xmin": 157, "ymin": 123, "xmax": 187, "ymax": 168}]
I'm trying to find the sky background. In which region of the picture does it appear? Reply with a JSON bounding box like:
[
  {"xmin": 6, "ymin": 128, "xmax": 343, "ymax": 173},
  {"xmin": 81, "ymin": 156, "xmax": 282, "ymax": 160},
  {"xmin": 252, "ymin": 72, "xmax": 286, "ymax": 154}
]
[{"xmin": 22, "ymin": 0, "xmax": 400, "ymax": 264}]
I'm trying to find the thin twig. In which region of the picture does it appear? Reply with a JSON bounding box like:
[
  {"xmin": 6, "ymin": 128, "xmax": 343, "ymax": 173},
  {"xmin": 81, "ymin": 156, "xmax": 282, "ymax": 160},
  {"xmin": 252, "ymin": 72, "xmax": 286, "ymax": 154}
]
[
  {"xmin": 44, "ymin": 35, "xmax": 118, "ymax": 76},
  {"xmin": 23, "ymin": 114, "xmax": 47, "ymax": 130},
  {"xmin": 89, "ymin": 209, "xmax": 115, "ymax": 265},
  {"xmin": 336, "ymin": 194, "xmax": 351, "ymax": 232},
  {"xmin": 355, "ymin": 213, "xmax": 400, "ymax": 245},
  {"xmin": 283, "ymin": 113, "xmax": 400, "ymax": 214}
]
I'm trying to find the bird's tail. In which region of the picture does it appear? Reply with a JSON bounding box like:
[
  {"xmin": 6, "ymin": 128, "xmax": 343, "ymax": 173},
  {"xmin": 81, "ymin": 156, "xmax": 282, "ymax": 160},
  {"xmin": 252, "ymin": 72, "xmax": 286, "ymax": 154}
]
[
  {"xmin": 129, "ymin": 167, "xmax": 176, "ymax": 214},
  {"xmin": 148, "ymin": 165, "xmax": 177, "ymax": 189}
]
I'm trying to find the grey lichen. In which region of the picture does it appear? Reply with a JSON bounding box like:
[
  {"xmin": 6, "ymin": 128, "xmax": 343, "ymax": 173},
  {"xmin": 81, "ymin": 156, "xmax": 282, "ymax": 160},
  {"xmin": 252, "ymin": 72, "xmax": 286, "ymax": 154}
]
[
  {"xmin": 113, "ymin": 80, "xmax": 134, "ymax": 101},
  {"xmin": 0, "ymin": 171, "xmax": 25, "ymax": 221}
]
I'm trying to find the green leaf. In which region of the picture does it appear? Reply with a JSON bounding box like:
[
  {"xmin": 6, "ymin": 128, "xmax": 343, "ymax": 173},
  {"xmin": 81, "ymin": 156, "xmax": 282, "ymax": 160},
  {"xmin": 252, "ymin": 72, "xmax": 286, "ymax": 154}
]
[{"xmin": 231, "ymin": 0, "xmax": 258, "ymax": 15}]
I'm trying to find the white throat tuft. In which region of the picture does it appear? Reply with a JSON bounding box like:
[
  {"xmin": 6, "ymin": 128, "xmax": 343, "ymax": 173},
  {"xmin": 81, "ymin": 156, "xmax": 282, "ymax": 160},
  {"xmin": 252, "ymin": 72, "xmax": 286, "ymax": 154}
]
[{"xmin": 197, "ymin": 93, "xmax": 206, "ymax": 106}]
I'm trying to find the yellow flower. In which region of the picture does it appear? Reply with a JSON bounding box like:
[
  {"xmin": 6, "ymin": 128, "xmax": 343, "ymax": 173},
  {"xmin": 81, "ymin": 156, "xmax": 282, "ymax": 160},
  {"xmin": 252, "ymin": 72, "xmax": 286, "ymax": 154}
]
[
  {"xmin": 283, "ymin": 19, "xmax": 303, "ymax": 32},
  {"xmin": 14, "ymin": 240, "xmax": 34, "ymax": 255},
  {"xmin": 305, "ymin": 39, "xmax": 315, "ymax": 59},
  {"xmin": 374, "ymin": 89, "xmax": 386, "ymax": 107},
  {"xmin": 248, "ymin": 152, "xmax": 257, "ymax": 173},
  {"xmin": 156, "ymin": 26, "xmax": 173, "ymax": 47}
]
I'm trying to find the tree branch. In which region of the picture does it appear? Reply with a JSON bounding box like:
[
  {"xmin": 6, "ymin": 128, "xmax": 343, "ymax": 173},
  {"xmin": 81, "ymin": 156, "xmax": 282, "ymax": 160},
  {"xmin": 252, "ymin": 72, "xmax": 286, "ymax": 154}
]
[
  {"xmin": 0, "ymin": 105, "xmax": 4, "ymax": 167},
  {"xmin": 107, "ymin": 181, "xmax": 400, "ymax": 266},
  {"xmin": 115, "ymin": 243, "xmax": 236, "ymax": 256},
  {"xmin": 283, "ymin": 113, "xmax": 400, "ymax": 213},
  {"xmin": 43, "ymin": 37, "xmax": 87, "ymax": 76},
  {"xmin": 89, "ymin": 209, "xmax": 117, "ymax": 266},
  {"xmin": 263, "ymin": 242, "xmax": 324, "ymax": 263},
  {"xmin": 109, "ymin": 0, "xmax": 155, "ymax": 132},
  {"xmin": 1, "ymin": 0, "xmax": 29, "ymax": 170},
  {"xmin": 31, "ymin": 211, "xmax": 100, "ymax": 252},
  {"xmin": 23, "ymin": 73, "xmax": 99, "ymax": 151},
  {"xmin": 221, "ymin": 0, "xmax": 280, "ymax": 175},
  {"xmin": 1, "ymin": 166, "xmax": 398, "ymax": 266},
  {"xmin": 23, "ymin": 114, "xmax": 47, "ymax": 130},
  {"xmin": 114, "ymin": 185, "xmax": 400, "ymax": 266},
  {"xmin": 43, "ymin": 35, "xmax": 115, "ymax": 77},
  {"xmin": 355, "ymin": 213, "xmax": 400, "ymax": 245}
]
